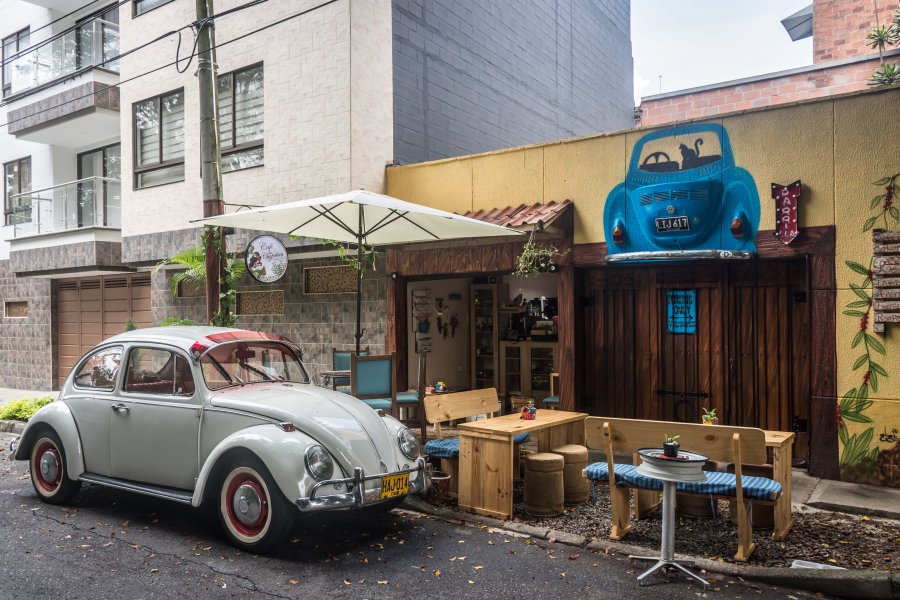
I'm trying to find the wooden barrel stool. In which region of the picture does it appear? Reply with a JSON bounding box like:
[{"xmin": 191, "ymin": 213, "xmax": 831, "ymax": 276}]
[
  {"xmin": 727, "ymin": 463, "xmax": 775, "ymax": 529},
  {"xmin": 550, "ymin": 444, "xmax": 590, "ymax": 505},
  {"xmin": 524, "ymin": 452, "xmax": 564, "ymax": 516}
]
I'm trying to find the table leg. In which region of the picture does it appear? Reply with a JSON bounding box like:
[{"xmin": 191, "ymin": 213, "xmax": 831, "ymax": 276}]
[{"xmin": 629, "ymin": 482, "xmax": 709, "ymax": 587}]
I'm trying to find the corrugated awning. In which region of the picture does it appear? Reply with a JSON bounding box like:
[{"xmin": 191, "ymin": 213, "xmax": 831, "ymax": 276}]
[{"xmin": 462, "ymin": 200, "xmax": 572, "ymax": 230}]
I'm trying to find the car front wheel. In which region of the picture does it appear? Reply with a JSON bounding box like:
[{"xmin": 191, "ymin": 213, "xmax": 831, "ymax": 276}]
[
  {"xmin": 217, "ymin": 458, "xmax": 293, "ymax": 553},
  {"xmin": 29, "ymin": 430, "xmax": 81, "ymax": 504}
]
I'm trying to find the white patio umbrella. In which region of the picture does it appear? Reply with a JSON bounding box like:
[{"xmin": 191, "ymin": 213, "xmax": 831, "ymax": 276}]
[{"xmin": 193, "ymin": 190, "xmax": 522, "ymax": 352}]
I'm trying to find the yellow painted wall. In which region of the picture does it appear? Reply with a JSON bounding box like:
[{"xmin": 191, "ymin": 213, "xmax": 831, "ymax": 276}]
[{"xmin": 386, "ymin": 87, "xmax": 900, "ymax": 486}]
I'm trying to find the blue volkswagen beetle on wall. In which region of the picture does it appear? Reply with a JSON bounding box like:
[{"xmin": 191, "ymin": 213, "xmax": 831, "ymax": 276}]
[{"xmin": 603, "ymin": 123, "xmax": 760, "ymax": 262}]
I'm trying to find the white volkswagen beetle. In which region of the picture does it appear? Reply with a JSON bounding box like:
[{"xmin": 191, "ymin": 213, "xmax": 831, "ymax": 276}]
[{"xmin": 13, "ymin": 327, "xmax": 427, "ymax": 552}]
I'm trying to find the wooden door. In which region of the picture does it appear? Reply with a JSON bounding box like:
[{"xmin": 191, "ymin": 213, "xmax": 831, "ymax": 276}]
[
  {"xmin": 580, "ymin": 260, "xmax": 809, "ymax": 462},
  {"xmin": 56, "ymin": 274, "xmax": 152, "ymax": 388}
]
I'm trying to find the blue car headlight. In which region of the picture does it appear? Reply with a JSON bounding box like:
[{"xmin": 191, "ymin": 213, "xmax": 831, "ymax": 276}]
[
  {"xmin": 304, "ymin": 445, "xmax": 334, "ymax": 481},
  {"xmin": 398, "ymin": 428, "xmax": 419, "ymax": 460}
]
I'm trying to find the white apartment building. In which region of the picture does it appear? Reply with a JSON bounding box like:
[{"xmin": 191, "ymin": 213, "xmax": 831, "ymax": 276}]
[{"xmin": 1, "ymin": 0, "xmax": 633, "ymax": 390}]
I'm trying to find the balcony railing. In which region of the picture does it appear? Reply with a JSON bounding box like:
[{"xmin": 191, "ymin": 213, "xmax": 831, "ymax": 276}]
[
  {"xmin": 8, "ymin": 177, "xmax": 121, "ymax": 238},
  {"xmin": 6, "ymin": 18, "xmax": 119, "ymax": 97}
]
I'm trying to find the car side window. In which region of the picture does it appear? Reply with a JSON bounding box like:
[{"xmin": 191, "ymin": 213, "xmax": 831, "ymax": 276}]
[
  {"xmin": 124, "ymin": 347, "xmax": 196, "ymax": 397},
  {"xmin": 73, "ymin": 347, "xmax": 123, "ymax": 390}
]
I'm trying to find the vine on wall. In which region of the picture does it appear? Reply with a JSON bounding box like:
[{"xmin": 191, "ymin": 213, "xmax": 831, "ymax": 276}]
[{"xmin": 839, "ymin": 173, "xmax": 900, "ymax": 486}]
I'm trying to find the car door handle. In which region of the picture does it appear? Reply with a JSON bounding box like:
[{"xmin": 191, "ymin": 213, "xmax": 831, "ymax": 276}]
[{"xmin": 111, "ymin": 403, "xmax": 130, "ymax": 414}]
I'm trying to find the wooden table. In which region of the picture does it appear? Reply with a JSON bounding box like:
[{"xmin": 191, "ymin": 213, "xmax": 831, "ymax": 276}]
[
  {"xmin": 320, "ymin": 369, "xmax": 350, "ymax": 390},
  {"xmin": 764, "ymin": 429, "xmax": 795, "ymax": 540},
  {"xmin": 456, "ymin": 409, "xmax": 588, "ymax": 520}
]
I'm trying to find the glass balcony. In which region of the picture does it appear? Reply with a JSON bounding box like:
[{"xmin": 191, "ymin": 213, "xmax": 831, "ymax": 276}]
[
  {"xmin": 9, "ymin": 177, "xmax": 121, "ymax": 237},
  {"xmin": 7, "ymin": 18, "xmax": 119, "ymax": 97}
]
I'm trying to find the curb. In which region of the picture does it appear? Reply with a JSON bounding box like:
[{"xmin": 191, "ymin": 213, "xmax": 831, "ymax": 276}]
[
  {"xmin": 0, "ymin": 420, "xmax": 24, "ymax": 435},
  {"xmin": 402, "ymin": 496, "xmax": 899, "ymax": 599}
]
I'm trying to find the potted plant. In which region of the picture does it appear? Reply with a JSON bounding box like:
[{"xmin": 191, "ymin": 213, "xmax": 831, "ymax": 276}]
[
  {"xmin": 513, "ymin": 227, "xmax": 569, "ymax": 277},
  {"xmin": 662, "ymin": 434, "xmax": 680, "ymax": 458},
  {"xmin": 701, "ymin": 407, "xmax": 719, "ymax": 425}
]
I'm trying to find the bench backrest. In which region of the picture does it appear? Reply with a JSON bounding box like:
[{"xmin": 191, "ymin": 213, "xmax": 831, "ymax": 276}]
[
  {"xmin": 424, "ymin": 388, "xmax": 500, "ymax": 439},
  {"xmin": 585, "ymin": 416, "xmax": 768, "ymax": 465}
]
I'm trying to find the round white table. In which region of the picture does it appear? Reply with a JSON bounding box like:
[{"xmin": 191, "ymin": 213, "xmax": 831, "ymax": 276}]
[{"xmin": 629, "ymin": 448, "xmax": 710, "ymax": 588}]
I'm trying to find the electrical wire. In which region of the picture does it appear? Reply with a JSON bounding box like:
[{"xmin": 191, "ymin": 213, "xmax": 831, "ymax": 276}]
[{"xmin": 0, "ymin": 0, "xmax": 339, "ymax": 131}]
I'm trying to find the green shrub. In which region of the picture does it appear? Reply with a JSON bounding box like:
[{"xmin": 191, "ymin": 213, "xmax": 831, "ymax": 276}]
[
  {"xmin": 160, "ymin": 317, "xmax": 196, "ymax": 326},
  {"xmin": 0, "ymin": 396, "xmax": 54, "ymax": 422}
]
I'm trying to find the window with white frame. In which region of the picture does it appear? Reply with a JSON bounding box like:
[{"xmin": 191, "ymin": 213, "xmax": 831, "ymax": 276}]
[
  {"xmin": 133, "ymin": 89, "xmax": 185, "ymax": 188},
  {"xmin": 217, "ymin": 64, "xmax": 264, "ymax": 172}
]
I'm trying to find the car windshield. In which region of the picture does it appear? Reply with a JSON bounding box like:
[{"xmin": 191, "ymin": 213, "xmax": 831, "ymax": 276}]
[
  {"xmin": 637, "ymin": 131, "xmax": 723, "ymax": 174},
  {"xmin": 200, "ymin": 341, "xmax": 309, "ymax": 390}
]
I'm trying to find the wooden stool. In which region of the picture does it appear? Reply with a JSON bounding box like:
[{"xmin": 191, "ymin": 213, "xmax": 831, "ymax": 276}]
[
  {"xmin": 551, "ymin": 444, "xmax": 590, "ymax": 505},
  {"xmin": 524, "ymin": 452, "xmax": 564, "ymax": 516}
]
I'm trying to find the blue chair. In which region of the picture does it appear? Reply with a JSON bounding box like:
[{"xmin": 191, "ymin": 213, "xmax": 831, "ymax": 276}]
[
  {"xmin": 332, "ymin": 347, "xmax": 369, "ymax": 390},
  {"xmin": 396, "ymin": 351, "xmax": 427, "ymax": 441},
  {"xmin": 350, "ymin": 352, "xmax": 396, "ymax": 415},
  {"xmin": 541, "ymin": 372, "xmax": 560, "ymax": 409}
]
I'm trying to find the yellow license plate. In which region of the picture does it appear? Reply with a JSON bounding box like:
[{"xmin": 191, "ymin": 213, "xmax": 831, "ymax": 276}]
[{"xmin": 380, "ymin": 473, "xmax": 409, "ymax": 499}]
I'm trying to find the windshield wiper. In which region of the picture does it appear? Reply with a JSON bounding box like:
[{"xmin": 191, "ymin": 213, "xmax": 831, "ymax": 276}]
[
  {"xmin": 239, "ymin": 362, "xmax": 277, "ymax": 382},
  {"xmin": 206, "ymin": 355, "xmax": 239, "ymax": 386}
]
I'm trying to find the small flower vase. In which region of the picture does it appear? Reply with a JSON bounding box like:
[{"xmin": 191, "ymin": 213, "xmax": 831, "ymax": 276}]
[
  {"xmin": 663, "ymin": 442, "xmax": 680, "ymax": 458},
  {"xmin": 702, "ymin": 416, "xmax": 719, "ymax": 425},
  {"xmin": 521, "ymin": 406, "xmax": 534, "ymax": 420}
]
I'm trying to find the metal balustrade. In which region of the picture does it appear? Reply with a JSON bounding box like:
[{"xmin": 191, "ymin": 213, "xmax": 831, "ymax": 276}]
[
  {"xmin": 9, "ymin": 177, "xmax": 121, "ymax": 237},
  {"xmin": 7, "ymin": 18, "xmax": 119, "ymax": 96}
]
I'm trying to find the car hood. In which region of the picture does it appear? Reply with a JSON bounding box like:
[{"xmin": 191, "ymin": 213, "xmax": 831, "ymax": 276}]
[{"xmin": 209, "ymin": 383, "xmax": 403, "ymax": 476}]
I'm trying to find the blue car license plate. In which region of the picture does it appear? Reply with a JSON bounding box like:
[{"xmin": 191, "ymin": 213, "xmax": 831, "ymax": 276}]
[
  {"xmin": 655, "ymin": 216, "xmax": 689, "ymax": 233},
  {"xmin": 380, "ymin": 473, "xmax": 408, "ymax": 499}
]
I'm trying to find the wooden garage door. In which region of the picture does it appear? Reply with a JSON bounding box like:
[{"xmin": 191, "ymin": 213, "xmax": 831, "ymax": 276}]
[{"xmin": 57, "ymin": 274, "xmax": 152, "ymax": 388}]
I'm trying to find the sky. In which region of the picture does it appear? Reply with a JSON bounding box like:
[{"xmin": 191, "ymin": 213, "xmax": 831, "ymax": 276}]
[{"xmin": 631, "ymin": 1, "xmax": 815, "ymax": 103}]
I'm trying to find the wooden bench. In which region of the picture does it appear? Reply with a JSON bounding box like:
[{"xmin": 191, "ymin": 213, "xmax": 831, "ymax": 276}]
[
  {"xmin": 423, "ymin": 388, "xmax": 529, "ymax": 496},
  {"xmin": 583, "ymin": 416, "xmax": 791, "ymax": 562}
]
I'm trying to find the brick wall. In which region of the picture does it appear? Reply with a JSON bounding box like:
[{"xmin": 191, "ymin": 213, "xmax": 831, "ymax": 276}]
[
  {"xmin": 813, "ymin": 0, "xmax": 900, "ymax": 63},
  {"xmin": 391, "ymin": 0, "xmax": 634, "ymax": 164},
  {"xmin": 638, "ymin": 54, "xmax": 894, "ymax": 128}
]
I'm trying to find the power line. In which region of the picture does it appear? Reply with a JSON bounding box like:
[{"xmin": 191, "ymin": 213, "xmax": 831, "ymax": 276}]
[{"xmin": 0, "ymin": 0, "xmax": 339, "ymax": 131}]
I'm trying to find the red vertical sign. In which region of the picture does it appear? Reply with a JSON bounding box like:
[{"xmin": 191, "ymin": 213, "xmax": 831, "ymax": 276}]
[{"xmin": 771, "ymin": 180, "xmax": 801, "ymax": 245}]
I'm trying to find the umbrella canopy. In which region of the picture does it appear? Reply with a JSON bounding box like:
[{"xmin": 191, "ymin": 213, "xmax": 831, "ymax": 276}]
[{"xmin": 194, "ymin": 190, "xmax": 522, "ymax": 351}]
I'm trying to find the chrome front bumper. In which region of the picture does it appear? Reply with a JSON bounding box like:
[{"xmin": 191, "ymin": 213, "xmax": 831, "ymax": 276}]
[{"xmin": 296, "ymin": 458, "xmax": 428, "ymax": 512}]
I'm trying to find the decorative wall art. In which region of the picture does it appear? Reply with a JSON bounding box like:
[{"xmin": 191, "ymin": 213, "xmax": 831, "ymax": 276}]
[
  {"xmin": 666, "ymin": 289, "xmax": 697, "ymax": 334},
  {"xmin": 603, "ymin": 123, "xmax": 760, "ymax": 262},
  {"xmin": 246, "ymin": 235, "xmax": 288, "ymax": 283},
  {"xmin": 303, "ymin": 265, "xmax": 358, "ymax": 294},
  {"xmin": 771, "ymin": 180, "xmax": 801, "ymax": 245},
  {"xmin": 411, "ymin": 288, "xmax": 433, "ymax": 352}
]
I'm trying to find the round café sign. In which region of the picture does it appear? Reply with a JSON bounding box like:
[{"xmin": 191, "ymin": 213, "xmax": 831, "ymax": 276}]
[{"xmin": 246, "ymin": 235, "xmax": 288, "ymax": 283}]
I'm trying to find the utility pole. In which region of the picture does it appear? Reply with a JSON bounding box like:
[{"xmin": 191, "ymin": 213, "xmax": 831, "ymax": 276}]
[{"xmin": 195, "ymin": 0, "xmax": 225, "ymax": 325}]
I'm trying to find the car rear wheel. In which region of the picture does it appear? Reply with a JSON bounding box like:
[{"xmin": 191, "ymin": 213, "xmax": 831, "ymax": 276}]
[
  {"xmin": 217, "ymin": 457, "xmax": 293, "ymax": 553},
  {"xmin": 29, "ymin": 431, "xmax": 81, "ymax": 505}
]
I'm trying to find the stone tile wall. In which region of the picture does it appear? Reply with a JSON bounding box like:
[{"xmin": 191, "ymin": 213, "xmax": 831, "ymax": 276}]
[
  {"xmin": 0, "ymin": 260, "xmax": 55, "ymax": 390},
  {"xmin": 11, "ymin": 240, "xmax": 127, "ymax": 276},
  {"xmin": 7, "ymin": 82, "xmax": 119, "ymax": 135}
]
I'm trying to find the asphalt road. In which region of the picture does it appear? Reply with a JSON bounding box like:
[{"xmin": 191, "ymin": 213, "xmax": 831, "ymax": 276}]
[{"xmin": 0, "ymin": 432, "xmax": 817, "ymax": 600}]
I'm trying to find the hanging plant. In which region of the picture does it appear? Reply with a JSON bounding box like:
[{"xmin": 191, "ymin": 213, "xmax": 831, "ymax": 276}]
[{"xmin": 513, "ymin": 228, "xmax": 567, "ymax": 277}]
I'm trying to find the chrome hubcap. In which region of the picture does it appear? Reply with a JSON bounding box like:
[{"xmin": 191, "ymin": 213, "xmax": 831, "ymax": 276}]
[
  {"xmin": 232, "ymin": 483, "xmax": 262, "ymax": 526},
  {"xmin": 39, "ymin": 451, "xmax": 59, "ymax": 483}
]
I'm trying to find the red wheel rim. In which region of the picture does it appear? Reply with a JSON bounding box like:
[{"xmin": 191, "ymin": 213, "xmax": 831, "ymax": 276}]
[
  {"xmin": 34, "ymin": 440, "xmax": 62, "ymax": 493},
  {"xmin": 225, "ymin": 473, "xmax": 269, "ymax": 538}
]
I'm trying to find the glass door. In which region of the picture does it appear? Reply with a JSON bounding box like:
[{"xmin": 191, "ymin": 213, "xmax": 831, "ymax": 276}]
[
  {"xmin": 471, "ymin": 285, "xmax": 497, "ymax": 389},
  {"xmin": 529, "ymin": 344, "xmax": 556, "ymax": 401}
]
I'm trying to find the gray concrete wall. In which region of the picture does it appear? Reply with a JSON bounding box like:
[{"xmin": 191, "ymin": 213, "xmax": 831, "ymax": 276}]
[
  {"xmin": 391, "ymin": 0, "xmax": 634, "ymax": 164},
  {"xmin": 0, "ymin": 261, "xmax": 55, "ymax": 390}
]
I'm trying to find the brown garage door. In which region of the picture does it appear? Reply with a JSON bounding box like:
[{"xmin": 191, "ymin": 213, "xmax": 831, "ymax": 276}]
[{"xmin": 57, "ymin": 274, "xmax": 152, "ymax": 388}]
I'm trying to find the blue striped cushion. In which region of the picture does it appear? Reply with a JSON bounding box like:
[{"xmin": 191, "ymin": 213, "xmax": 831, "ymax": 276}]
[
  {"xmin": 361, "ymin": 398, "xmax": 392, "ymax": 411},
  {"xmin": 396, "ymin": 391, "xmax": 419, "ymax": 404},
  {"xmin": 425, "ymin": 433, "xmax": 531, "ymax": 459},
  {"xmin": 589, "ymin": 463, "xmax": 781, "ymax": 501},
  {"xmin": 542, "ymin": 395, "xmax": 560, "ymax": 405},
  {"xmin": 584, "ymin": 461, "xmax": 610, "ymax": 481}
]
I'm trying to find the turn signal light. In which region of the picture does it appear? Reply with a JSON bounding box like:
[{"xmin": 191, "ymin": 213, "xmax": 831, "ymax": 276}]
[{"xmin": 730, "ymin": 217, "xmax": 744, "ymax": 239}]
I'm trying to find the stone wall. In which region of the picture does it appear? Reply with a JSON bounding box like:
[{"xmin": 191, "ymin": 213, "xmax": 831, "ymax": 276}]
[{"xmin": 0, "ymin": 260, "xmax": 55, "ymax": 390}]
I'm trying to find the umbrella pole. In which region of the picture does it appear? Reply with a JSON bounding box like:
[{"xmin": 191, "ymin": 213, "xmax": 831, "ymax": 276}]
[{"xmin": 355, "ymin": 238, "xmax": 363, "ymax": 354}]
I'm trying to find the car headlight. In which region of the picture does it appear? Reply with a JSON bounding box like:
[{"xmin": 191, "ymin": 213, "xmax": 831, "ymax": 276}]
[
  {"xmin": 398, "ymin": 428, "xmax": 419, "ymax": 460},
  {"xmin": 304, "ymin": 445, "xmax": 334, "ymax": 481}
]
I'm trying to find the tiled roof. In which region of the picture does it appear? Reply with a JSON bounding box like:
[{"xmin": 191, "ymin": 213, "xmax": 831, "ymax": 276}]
[{"xmin": 463, "ymin": 200, "xmax": 572, "ymax": 229}]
